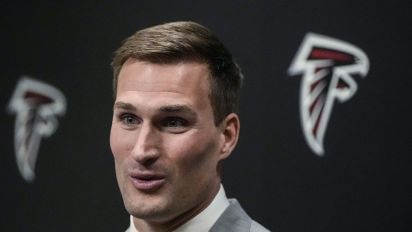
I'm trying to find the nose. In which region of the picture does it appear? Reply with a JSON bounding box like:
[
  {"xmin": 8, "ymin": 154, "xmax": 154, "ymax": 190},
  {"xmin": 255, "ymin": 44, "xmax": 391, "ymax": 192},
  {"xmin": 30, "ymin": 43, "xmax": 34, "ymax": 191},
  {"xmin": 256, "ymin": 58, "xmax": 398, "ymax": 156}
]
[{"xmin": 132, "ymin": 122, "xmax": 161, "ymax": 165}]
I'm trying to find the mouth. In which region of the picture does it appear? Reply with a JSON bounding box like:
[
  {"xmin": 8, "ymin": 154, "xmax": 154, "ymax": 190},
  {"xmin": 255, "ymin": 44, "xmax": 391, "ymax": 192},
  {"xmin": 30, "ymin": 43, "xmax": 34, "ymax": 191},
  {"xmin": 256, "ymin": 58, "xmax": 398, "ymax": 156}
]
[{"xmin": 129, "ymin": 173, "xmax": 166, "ymax": 192}]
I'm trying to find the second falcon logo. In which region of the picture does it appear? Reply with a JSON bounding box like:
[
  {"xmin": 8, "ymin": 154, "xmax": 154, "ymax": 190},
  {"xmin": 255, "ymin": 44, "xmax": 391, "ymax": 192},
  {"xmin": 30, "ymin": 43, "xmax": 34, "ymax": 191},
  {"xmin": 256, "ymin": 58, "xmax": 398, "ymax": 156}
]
[{"xmin": 288, "ymin": 33, "xmax": 369, "ymax": 156}]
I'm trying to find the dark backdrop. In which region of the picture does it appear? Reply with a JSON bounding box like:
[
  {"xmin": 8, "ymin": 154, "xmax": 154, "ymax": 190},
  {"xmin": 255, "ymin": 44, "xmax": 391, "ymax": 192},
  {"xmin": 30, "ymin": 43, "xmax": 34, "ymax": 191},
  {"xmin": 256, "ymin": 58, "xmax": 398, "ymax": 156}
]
[{"xmin": 1, "ymin": 0, "xmax": 411, "ymax": 231}]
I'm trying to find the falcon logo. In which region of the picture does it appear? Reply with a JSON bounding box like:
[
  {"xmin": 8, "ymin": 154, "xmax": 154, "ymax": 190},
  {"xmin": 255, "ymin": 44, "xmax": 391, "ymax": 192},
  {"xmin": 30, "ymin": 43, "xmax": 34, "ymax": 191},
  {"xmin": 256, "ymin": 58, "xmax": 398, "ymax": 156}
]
[
  {"xmin": 288, "ymin": 33, "xmax": 369, "ymax": 156},
  {"xmin": 8, "ymin": 77, "xmax": 66, "ymax": 182}
]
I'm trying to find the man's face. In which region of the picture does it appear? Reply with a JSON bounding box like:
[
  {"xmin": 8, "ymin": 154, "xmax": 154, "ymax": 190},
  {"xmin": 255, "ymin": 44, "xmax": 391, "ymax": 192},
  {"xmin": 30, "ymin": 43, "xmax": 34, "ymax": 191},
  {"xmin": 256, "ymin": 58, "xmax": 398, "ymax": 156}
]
[{"xmin": 110, "ymin": 58, "xmax": 227, "ymax": 224}]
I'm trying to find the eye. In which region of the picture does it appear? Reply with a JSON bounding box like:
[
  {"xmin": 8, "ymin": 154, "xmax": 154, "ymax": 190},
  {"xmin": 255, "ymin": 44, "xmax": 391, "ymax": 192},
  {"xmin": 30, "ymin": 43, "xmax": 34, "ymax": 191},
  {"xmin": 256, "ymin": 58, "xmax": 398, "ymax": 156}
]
[
  {"xmin": 119, "ymin": 114, "xmax": 140, "ymax": 126},
  {"xmin": 161, "ymin": 117, "xmax": 189, "ymax": 133},
  {"xmin": 163, "ymin": 117, "xmax": 187, "ymax": 128}
]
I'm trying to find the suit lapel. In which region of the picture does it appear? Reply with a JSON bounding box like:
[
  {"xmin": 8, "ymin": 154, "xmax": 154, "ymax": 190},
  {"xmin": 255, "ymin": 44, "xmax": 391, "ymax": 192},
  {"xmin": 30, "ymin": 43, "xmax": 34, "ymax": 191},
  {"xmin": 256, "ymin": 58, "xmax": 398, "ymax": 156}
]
[{"xmin": 210, "ymin": 199, "xmax": 252, "ymax": 232}]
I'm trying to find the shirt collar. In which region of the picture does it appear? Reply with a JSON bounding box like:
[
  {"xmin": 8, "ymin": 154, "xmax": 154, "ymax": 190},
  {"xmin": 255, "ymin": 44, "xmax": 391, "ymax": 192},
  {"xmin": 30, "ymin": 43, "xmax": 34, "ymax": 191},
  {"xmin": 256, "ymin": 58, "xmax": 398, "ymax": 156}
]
[{"xmin": 128, "ymin": 184, "xmax": 229, "ymax": 232}]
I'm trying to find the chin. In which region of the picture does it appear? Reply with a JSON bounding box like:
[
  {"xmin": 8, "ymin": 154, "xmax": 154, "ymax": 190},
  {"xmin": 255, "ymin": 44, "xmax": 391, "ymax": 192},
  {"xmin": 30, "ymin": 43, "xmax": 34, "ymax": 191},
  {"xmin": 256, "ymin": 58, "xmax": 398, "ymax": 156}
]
[
  {"xmin": 127, "ymin": 204, "xmax": 176, "ymax": 223},
  {"xmin": 122, "ymin": 188, "xmax": 171, "ymax": 221}
]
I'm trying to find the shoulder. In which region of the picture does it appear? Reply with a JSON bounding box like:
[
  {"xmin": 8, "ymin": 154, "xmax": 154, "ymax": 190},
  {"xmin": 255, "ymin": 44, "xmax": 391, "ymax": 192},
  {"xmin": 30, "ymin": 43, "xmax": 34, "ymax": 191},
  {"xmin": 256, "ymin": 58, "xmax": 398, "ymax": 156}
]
[
  {"xmin": 251, "ymin": 220, "xmax": 271, "ymax": 232},
  {"xmin": 210, "ymin": 199, "xmax": 271, "ymax": 232}
]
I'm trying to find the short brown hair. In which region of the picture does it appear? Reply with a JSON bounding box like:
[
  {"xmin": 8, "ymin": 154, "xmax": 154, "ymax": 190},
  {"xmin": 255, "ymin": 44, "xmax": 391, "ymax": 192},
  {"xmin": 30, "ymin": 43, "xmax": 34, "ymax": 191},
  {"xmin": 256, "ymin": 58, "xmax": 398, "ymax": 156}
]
[{"xmin": 111, "ymin": 21, "xmax": 243, "ymax": 124}]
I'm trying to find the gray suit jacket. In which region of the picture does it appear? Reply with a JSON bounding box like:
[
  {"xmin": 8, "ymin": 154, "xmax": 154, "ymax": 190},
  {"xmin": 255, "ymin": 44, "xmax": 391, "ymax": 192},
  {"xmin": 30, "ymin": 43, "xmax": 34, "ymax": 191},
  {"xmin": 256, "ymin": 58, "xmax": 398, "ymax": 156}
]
[
  {"xmin": 210, "ymin": 199, "xmax": 270, "ymax": 232},
  {"xmin": 125, "ymin": 199, "xmax": 270, "ymax": 232}
]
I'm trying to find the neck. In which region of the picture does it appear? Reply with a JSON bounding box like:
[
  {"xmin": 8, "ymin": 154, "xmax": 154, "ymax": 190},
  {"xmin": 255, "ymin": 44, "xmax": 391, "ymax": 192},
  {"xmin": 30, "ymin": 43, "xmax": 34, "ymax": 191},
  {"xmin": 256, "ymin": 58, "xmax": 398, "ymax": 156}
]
[{"xmin": 133, "ymin": 182, "xmax": 221, "ymax": 232}]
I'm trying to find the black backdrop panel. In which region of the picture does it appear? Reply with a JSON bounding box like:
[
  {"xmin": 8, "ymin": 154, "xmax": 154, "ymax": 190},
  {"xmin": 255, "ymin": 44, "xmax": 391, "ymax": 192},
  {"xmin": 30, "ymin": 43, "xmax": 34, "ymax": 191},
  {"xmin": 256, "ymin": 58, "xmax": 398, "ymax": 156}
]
[{"xmin": 1, "ymin": 1, "xmax": 411, "ymax": 231}]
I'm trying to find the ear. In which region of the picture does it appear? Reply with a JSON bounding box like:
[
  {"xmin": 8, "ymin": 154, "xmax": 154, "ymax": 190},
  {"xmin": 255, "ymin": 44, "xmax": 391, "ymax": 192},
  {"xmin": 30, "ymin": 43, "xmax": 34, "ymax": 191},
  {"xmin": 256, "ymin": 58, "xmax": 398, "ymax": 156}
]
[{"xmin": 219, "ymin": 113, "xmax": 240, "ymax": 160}]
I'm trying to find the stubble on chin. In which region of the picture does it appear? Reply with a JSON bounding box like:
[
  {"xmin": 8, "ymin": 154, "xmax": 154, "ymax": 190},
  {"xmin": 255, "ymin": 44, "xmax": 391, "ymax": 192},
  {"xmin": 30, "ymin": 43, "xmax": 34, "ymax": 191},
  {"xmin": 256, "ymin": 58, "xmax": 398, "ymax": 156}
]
[{"xmin": 121, "ymin": 181, "xmax": 171, "ymax": 221}]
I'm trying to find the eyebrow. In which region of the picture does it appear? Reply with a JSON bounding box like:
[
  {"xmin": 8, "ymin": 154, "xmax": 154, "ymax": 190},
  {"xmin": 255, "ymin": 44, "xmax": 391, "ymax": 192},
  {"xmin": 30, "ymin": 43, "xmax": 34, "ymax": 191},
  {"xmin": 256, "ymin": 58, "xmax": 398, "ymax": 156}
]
[
  {"xmin": 113, "ymin": 102, "xmax": 197, "ymax": 118},
  {"xmin": 159, "ymin": 105, "xmax": 198, "ymax": 119},
  {"xmin": 113, "ymin": 101, "xmax": 137, "ymax": 111}
]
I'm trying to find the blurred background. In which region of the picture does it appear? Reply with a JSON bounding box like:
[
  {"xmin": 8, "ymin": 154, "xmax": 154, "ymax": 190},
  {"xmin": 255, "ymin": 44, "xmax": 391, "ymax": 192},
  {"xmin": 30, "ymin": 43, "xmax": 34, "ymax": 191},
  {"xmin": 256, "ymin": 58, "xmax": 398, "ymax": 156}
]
[{"xmin": 1, "ymin": 0, "xmax": 411, "ymax": 231}]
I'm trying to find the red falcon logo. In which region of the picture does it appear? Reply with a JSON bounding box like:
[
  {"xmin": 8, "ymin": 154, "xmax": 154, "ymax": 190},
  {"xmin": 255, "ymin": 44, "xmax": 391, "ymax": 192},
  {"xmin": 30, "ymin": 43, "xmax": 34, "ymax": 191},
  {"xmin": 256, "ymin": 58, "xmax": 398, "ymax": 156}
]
[
  {"xmin": 8, "ymin": 77, "xmax": 66, "ymax": 182},
  {"xmin": 288, "ymin": 33, "xmax": 369, "ymax": 156}
]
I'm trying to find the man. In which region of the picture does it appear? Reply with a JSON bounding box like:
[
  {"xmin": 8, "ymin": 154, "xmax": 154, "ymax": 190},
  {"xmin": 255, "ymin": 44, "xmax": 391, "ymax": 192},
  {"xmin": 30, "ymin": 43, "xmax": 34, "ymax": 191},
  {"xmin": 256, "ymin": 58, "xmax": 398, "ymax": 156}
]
[{"xmin": 110, "ymin": 21, "xmax": 269, "ymax": 232}]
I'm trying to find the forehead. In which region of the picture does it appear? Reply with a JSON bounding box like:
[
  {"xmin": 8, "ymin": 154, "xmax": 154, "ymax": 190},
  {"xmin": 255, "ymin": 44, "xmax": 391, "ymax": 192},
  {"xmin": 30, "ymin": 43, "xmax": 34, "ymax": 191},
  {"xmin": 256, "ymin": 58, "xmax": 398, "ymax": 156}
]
[{"xmin": 116, "ymin": 59, "xmax": 211, "ymax": 108}]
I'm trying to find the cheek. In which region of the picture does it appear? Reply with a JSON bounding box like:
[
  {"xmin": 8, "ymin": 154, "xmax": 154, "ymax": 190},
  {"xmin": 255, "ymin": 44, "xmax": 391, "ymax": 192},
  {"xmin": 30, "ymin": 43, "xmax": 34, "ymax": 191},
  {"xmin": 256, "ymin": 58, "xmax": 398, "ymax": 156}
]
[
  {"xmin": 110, "ymin": 126, "xmax": 139, "ymax": 188},
  {"xmin": 168, "ymin": 131, "xmax": 220, "ymax": 177},
  {"xmin": 110, "ymin": 125, "xmax": 136, "ymax": 160}
]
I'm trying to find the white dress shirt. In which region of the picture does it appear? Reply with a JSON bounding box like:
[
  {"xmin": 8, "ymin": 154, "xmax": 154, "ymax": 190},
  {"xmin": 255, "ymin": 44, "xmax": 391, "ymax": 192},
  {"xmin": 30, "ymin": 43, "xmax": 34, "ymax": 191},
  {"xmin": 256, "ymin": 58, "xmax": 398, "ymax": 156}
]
[{"xmin": 127, "ymin": 185, "xmax": 229, "ymax": 232}]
